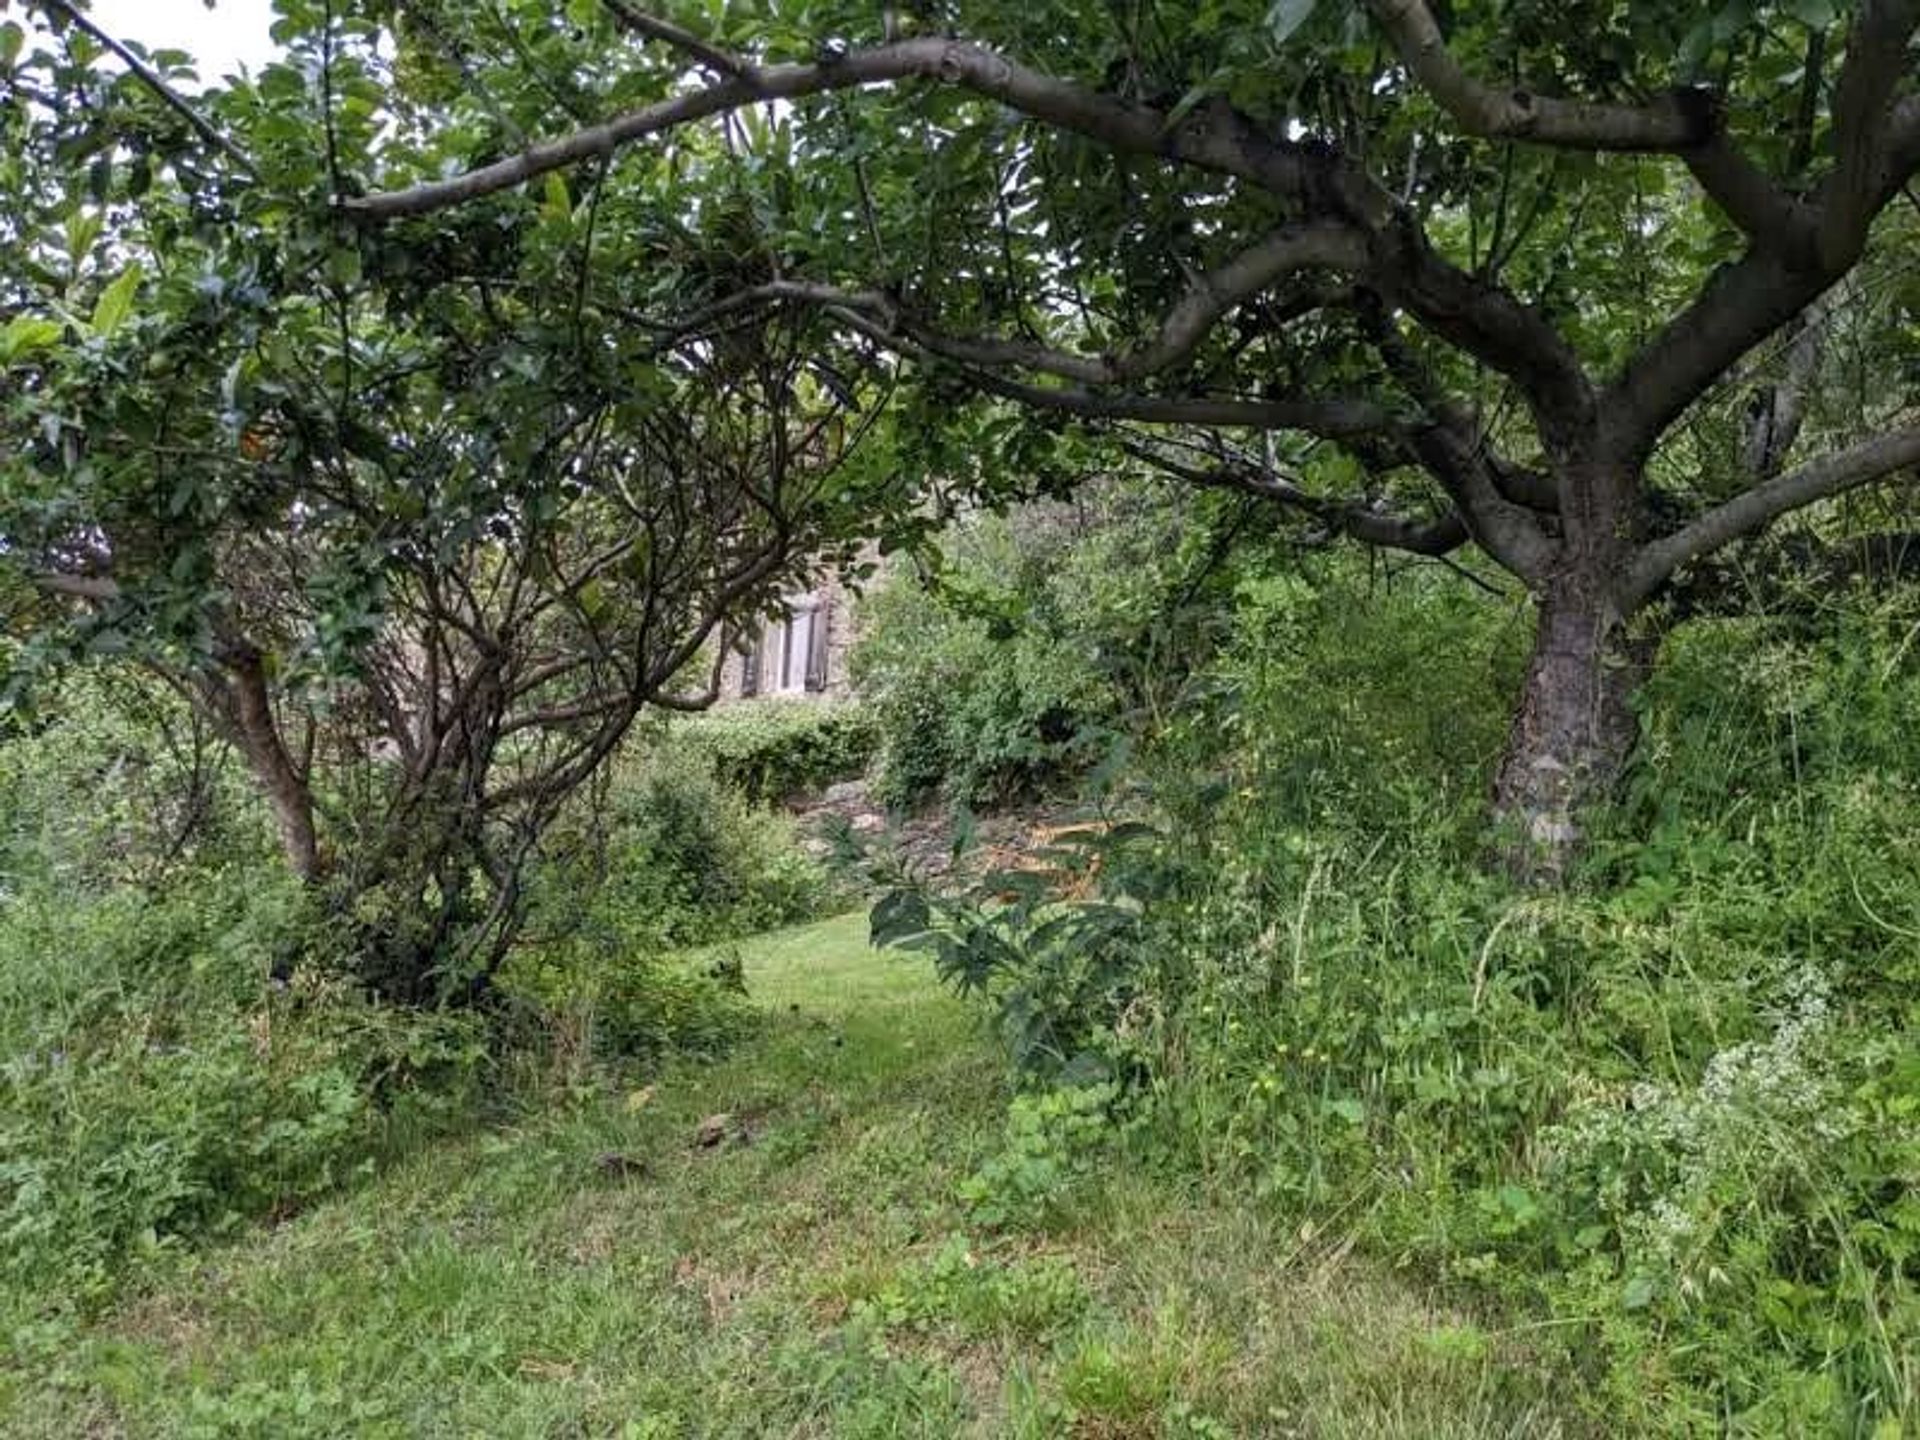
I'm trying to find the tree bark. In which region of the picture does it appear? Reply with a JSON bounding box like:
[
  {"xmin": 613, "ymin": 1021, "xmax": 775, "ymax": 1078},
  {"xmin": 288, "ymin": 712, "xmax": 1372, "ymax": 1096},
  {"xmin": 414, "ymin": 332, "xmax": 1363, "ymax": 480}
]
[
  {"xmin": 1491, "ymin": 569, "xmax": 1648, "ymax": 884},
  {"xmin": 219, "ymin": 646, "xmax": 323, "ymax": 884}
]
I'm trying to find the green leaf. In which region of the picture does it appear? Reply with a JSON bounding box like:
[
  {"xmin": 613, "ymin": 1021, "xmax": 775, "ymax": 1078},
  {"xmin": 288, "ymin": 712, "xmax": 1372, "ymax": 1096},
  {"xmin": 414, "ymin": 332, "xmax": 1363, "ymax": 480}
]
[
  {"xmin": 0, "ymin": 315, "xmax": 64, "ymax": 364},
  {"xmin": 64, "ymin": 211, "xmax": 103, "ymax": 269},
  {"xmin": 89, "ymin": 263, "xmax": 142, "ymax": 339},
  {"xmin": 869, "ymin": 888, "xmax": 931, "ymax": 948},
  {"xmin": 1266, "ymin": 0, "xmax": 1318, "ymax": 43},
  {"xmin": 542, "ymin": 171, "xmax": 572, "ymax": 225},
  {"xmin": 326, "ymin": 246, "xmax": 363, "ymax": 288}
]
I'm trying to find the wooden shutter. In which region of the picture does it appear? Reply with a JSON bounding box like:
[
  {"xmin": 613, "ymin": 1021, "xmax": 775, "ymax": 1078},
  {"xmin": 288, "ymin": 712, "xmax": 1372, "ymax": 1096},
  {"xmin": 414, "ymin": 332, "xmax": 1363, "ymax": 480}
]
[
  {"xmin": 804, "ymin": 601, "xmax": 830, "ymax": 692},
  {"xmin": 741, "ymin": 627, "xmax": 761, "ymax": 697}
]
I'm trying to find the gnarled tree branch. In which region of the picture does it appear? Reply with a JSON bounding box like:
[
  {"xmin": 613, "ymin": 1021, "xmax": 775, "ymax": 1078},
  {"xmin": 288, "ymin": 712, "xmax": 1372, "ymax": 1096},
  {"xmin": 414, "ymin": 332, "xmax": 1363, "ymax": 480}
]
[
  {"xmin": 601, "ymin": 0, "xmax": 748, "ymax": 78},
  {"xmin": 1366, "ymin": 0, "xmax": 1712, "ymax": 152},
  {"xmin": 1623, "ymin": 420, "xmax": 1920, "ymax": 607},
  {"xmin": 1119, "ymin": 440, "xmax": 1470, "ymax": 557}
]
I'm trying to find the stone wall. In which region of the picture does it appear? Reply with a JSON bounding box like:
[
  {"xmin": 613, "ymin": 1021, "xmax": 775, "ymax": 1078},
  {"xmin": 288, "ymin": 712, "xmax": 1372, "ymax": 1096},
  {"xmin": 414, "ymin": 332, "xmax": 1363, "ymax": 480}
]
[{"xmin": 716, "ymin": 558, "xmax": 866, "ymax": 704}]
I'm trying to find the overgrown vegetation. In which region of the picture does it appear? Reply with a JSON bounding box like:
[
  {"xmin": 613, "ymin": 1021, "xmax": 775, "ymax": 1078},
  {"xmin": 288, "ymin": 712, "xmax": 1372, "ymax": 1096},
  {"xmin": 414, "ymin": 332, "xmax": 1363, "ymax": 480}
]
[
  {"xmin": 862, "ymin": 536, "xmax": 1920, "ymax": 1432},
  {"xmin": 4, "ymin": 0, "xmax": 1920, "ymax": 1433},
  {"xmin": 853, "ymin": 490, "xmax": 1232, "ymax": 809},
  {"xmin": 0, "ymin": 681, "xmax": 836, "ymax": 1332},
  {"xmin": 2, "ymin": 916, "xmax": 1575, "ymax": 1439}
]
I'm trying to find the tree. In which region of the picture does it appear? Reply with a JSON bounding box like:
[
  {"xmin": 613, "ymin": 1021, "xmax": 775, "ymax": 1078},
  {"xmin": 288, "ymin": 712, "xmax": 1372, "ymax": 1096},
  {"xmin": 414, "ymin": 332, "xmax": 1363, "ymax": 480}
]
[
  {"xmin": 0, "ymin": 4, "xmax": 904, "ymax": 998},
  {"xmin": 333, "ymin": 0, "xmax": 1920, "ymax": 878}
]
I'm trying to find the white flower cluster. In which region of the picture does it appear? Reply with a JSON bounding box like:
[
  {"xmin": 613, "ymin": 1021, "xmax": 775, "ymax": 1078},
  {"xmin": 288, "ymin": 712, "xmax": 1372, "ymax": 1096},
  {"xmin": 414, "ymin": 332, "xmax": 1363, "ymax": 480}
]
[{"xmin": 1546, "ymin": 964, "xmax": 1848, "ymax": 1266}]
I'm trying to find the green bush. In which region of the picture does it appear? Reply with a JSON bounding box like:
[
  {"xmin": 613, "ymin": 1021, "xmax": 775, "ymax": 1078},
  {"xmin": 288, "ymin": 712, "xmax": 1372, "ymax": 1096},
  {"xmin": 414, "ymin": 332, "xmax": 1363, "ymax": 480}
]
[
  {"xmin": 869, "ymin": 823, "xmax": 1163, "ymax": 1080},
  {"xmin": 0, "ymin": 868, "xmax": 486, "ymax": 1324},
  {"xmin": 851, "ymin": 492, "xmax": 1225, "ymax": 810},
  {"xmin": 503, "ymin": 747, "xmax": 839, "ymax": 1064},
  {"xmin": 668, "ymin": 700, "xmax": 877, "ymax": 802},
  {"xmin": 582, "ymin": 750, "xmax": 836, "ymax": 950}
]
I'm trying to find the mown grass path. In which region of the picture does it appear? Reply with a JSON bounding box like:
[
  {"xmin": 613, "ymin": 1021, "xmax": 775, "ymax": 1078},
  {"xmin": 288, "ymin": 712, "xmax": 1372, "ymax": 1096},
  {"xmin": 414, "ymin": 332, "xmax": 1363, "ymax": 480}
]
[{"xmin": 10, "ymin": 914, "xmax": 1576, "ymax": 1437}]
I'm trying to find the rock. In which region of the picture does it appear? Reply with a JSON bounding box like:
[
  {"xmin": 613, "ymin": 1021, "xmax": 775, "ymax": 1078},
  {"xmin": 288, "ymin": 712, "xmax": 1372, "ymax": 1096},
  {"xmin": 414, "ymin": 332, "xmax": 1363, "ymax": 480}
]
[
  {"xmin": 821, "ymin": 779, "xmax": 869, "ymax": 806},
  {"xmin": 594, "ymin": 1151, "xmax": 649, "ymax": 1180},
  {"xmin": 849, "ymin": 812, "xmax": 885, "ymax": 833},
  {"xmin": 694, "ymin": 1113, "xmax": 736, "ymax": 1148}
]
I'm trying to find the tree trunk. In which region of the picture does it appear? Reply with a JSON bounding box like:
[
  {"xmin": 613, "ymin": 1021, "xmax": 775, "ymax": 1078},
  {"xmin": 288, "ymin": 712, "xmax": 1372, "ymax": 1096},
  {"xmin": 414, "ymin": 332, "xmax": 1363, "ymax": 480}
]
[
  {"xmin": 220, "ymin": 646, "xmax": 323, "ymax": 884},
  {"xmin": 1491, "ymin": 571, "xmax": 1647, "ymax": 884}
]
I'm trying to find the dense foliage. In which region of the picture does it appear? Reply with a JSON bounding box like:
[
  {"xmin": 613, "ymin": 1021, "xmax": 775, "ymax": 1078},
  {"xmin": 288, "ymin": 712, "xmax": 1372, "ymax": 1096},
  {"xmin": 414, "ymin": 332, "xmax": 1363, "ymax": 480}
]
[
  {"xmin": 2, "ymin": 1, "xmax": 1919, "ymax": 1431},
  {"xmin": 870, "ymin": 527, "xmax": 1920, "ymax": 1431},
  {"xmin": 852, "ymin": 485, "xmax": 1246, "ymax": 808},
  {"xmin": 0, "ymin": 676, "xmax": 834, "ymax": 1329},
  {"xmin": 666, "ymin": 699, "xmax": 877, "ymax": 804},
  {"xmin": 299, "ymin": 0, "xmax": 1920, "ymax": 874}
]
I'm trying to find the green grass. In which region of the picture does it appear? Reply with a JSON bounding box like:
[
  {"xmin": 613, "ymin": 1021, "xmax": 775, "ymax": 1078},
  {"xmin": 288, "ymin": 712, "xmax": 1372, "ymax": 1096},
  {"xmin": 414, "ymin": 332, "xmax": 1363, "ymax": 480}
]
[{"xmin": 2, "ymin": 913, "xmax": 1581, "ymax": 1437}]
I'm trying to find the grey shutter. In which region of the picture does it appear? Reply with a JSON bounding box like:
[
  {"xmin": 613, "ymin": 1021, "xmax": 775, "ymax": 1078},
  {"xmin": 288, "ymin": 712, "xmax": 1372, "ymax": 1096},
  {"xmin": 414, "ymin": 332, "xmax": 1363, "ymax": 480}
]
[{"xmin": 804, "ymin": 602, "xmax": 830, "ymax": 692}]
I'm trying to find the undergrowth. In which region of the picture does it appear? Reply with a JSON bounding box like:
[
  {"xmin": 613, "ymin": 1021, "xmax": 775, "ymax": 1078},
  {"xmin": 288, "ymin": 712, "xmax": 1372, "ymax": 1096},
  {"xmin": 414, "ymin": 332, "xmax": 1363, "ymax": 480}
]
[{"xmin": 871, "ymin": 565, "xmax": 1920, "ymax": 1435}]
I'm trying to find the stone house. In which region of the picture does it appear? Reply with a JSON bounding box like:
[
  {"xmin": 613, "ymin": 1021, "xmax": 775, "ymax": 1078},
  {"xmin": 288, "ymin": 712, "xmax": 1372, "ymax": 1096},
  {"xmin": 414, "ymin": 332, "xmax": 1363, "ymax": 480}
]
[{"xmin": 716, "ymin": 564, "xmax": 862, "ymax": 703}]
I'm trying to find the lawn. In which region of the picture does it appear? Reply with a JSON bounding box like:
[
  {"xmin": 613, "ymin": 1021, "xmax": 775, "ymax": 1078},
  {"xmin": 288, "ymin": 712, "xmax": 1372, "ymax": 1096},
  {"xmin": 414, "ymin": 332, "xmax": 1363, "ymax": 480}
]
[{"xmin": 5, "ymin": 913, "xmax": 1578, "ymax": 1437}]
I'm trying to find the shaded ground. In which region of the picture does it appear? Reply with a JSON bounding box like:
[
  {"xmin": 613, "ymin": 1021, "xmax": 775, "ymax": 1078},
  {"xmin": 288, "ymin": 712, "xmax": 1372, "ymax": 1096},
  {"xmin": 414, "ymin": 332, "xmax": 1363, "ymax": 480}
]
[{"xmin": 4, "ymin": 914, "xmax": 1580, "ymax": 1437}]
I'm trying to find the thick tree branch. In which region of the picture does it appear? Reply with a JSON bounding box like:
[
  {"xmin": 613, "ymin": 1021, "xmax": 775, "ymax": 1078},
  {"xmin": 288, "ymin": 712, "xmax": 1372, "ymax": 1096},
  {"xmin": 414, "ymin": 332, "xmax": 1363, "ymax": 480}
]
[
  {"xmin": 1120, "ymin": 440, "xmax": 1470, "ymax": 557},
  {"xmin": 1369, "ymin": 316, "xmax": 1558, "ymax": 577},
  {"xmin": 1685, "ymin": 137, "xmax": 1813, "ymax": 254},
  {"xmin": 345, "ymin": 36, "xmax": 1362, "ymax": 222},
  {"xmin": 1623, "ymin": 421, "xmax": 1920, "ymax": 607},
  {"xmin": 1367, "ymin": 221, "xmax": 1595, "ymax": 448},
  {"xmin": 818, "ymin": 301, "xmax": 1397, "ymax": 440},
  {"xmin": 679, "ymin": 223, "xmax": 1363, "ymax": 387},
  {"xmin": 348, "ymin": 18, "xmax": 1588, "ymax": 449},
  {"xmin": 31, "ymin": 571, "xmax": 121, "ymax": 602},
  {"xmin": 1603, "ymin": 250, "xmax": 1825, "ymax": 464},
  {"xmin": 1366, "ymin": 0, "xmax": 1712, "ymax": 151},
  {"xmin": 1819, "ymin": 0, "xmax": 1920, "ymax": 264},
  {"xmin": 1112, "ymin": 223, "xmax": 1368, "ymax": 380}
]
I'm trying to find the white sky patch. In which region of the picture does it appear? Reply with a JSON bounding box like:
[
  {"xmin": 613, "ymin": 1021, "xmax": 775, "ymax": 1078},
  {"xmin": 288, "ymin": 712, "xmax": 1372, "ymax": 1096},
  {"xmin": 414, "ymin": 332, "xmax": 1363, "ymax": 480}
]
[{"xmin": 69, "ymin": 0, "xmax": 281, "ymax": 80}]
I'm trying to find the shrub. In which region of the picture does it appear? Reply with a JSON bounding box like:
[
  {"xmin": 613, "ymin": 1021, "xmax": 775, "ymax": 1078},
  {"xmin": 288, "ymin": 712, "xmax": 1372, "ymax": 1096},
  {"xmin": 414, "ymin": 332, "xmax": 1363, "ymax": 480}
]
[
  {"xmin": 868, "ymin": 823, "xmax": 1163, "ymax": 1080},
  {"xmin": 855, "ymin": 574, "xmax": 1106, "ymax": 809},
  {"xmin": 0, "ymin": 868, "xmax": 485, "ymax": 1324},
  {"xmin": 851, "ymin": 491, "xmax": 1224, "ymax": 811},
  {"xmin": 577, "ymin": 750, "xmax": 836, "ymax": 950},
  {"xmin": 668, "ymin": 699, "xmax": 877, "ymax": 803},
  {"xmin": 502, "ymin": 747, "xmax": 839, "ymax": 1065}
]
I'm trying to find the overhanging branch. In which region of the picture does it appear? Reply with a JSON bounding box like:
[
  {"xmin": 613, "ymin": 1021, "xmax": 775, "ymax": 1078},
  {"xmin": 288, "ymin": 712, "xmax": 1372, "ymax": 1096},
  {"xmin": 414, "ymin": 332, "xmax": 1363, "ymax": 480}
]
[
  {"xmin": 1120, "ymin": 440, "xmax": 1470, "ymax": 557},
  {"xmin": 1623, "ymin": 420, "xmax": 1920, "ymax": 607},
  {"xmin": 819, "ymin": 301, "xmax": 1398, "ymax": 441},
  {"xmin": 345, "ymin": 35, "xmax": 1353, "ymax": 222},
  {"xmin": 1366, "ymin": 0, "xmax": 1712, "ymax": 152},
  {"xmin": 601, "ymin": 0, "xmax": 748, "ymax": 78},
  {"xmin": 32, "ymin": 0, "xmax": 259, "ymax": 177}
]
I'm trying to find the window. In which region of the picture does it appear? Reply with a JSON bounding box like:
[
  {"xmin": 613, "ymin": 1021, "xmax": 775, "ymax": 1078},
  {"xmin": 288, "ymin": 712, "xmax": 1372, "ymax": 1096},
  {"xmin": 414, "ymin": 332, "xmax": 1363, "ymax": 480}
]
[{"xmin": 743, "ymin": 593, "xmax": 827, "ymax": 697}]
